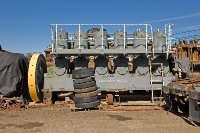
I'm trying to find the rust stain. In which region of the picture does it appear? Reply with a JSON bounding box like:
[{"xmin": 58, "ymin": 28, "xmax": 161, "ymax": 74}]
[{"xmin": 59, "ymin": 88, "xmax": 65, "ymax": 91}]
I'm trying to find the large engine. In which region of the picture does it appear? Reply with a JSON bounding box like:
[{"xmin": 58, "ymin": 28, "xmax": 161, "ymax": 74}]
[{"xmin": 28, "ymin": 24, "xmax": 177, "ymax": 106}]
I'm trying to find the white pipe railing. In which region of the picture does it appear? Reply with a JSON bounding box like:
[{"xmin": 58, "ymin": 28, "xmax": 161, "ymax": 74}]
[
  {"xmin": 124, "ymin": 24, "xmax": 126, "ymax": 49},
  {"xmin": 145, "ymin": 24, "xmax": 148, "ymax": 53},
  {"xmin": 50, "ymin": 26, "xmax": 54, "ymax": 52},
  {"xmin": 101, "ymin": 25, "xmax": 104, "ymax": 49},
  {"xmin": 165, "ymin": 23, "xmax": 175, "ymax": 58},
  {"xmin": 51, "ymin": 24, "xmax": 150, "ymax": 26},
  {"xmin": 78, "ymin": 24, "xmax": 81, "ymax": 49},
  {"xmin": 50, "ymin": 24, "xmax": 153, "ymax": 51},
  {"xmin": 55, "ymin": 24, "xmax": 58, "ymax": 52}
]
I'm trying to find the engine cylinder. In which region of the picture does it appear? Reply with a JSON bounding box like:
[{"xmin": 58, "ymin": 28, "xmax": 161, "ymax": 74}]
[
  {"xmin": 114, "ymin": 30, "xmax": 127, "ymax": 49},
  {"xmin": 153, "ymin": 30, "xmax": 166, "ymax": 52},
  {"xmin": 74, "ymin": 30, "xmax": 88, "ymax": 49},
  {"xmin": 133, "ymin": 30, "xmax": 146, "ymax": 51},
  {"xmin": 94, "ymin": 30, "xmax": 108, "ymax": 49},
  {"xmin": 54, "ymin": 30, "xmax": 68, "ymax": 49}
]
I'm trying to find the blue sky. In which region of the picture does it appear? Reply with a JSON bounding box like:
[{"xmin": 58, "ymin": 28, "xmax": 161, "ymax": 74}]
[{"xmin": 0, "ymin": 0, "xmax": 200, "ymax": 54}]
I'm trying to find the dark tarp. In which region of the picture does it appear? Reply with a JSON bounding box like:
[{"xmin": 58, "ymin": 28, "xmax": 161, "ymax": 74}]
[{"xmin": 0, "ymin": 51, "xmax": 30, "ymax": 104}]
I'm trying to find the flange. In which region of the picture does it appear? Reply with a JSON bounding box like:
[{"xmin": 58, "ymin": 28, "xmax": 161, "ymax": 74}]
[{"xmin": 28, "ymin": 54, "xmax": 47, "ymax": 102}]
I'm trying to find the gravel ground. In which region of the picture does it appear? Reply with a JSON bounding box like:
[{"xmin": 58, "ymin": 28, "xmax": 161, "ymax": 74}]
[{"xmin": 0, "ymin": 106, "xmax": 200, "ymax": 133}]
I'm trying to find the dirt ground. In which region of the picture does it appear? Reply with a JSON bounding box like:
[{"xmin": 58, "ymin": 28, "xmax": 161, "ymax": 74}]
[{"xmin": 0, "ymin": 105, "xmax": 200, "ymax": 133}]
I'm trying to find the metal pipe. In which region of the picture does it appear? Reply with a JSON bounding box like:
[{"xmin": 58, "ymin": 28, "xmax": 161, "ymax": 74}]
[
  {"xmin": 79, "ymin": 24, "xmax": 81, "ymax": 49},
  {"xmin": 50, "ymin": 24, "xmax": 150, "ymax": 26},
  {"xmin": 67, "ymin": 37, "xmax": 149, "ymax": 41},
  {"xmin": 124, "ymin": 24, "xmax": 126, "ymax": 49},
  {"xmin": 165, "ymin": 24, "xmax": 169, "ymax": 58},
  {"xmin": 149, "ymin": 24, "xmax": 154, "ymax": 57},
  {"xmin": 50, "ymin": 25, "xmax": 54, "ymax": 52},
  {"xmin": 165, "ymin": 24, "xmax": 168, "ymax": 47},
  {"xmin": 168, "ymin": 24, "xmax": 171, "ymax": 51},
  {"xmin": 101, "ymin": 24, "xmax": 103, "ymax": 49},
  {"xmin": 56, "ymin": 24, "xmax": 57, "ymax": 52},
  {"xmin": 145, "ymin": 24, "xmax": 148, "ymax": 53},
  {"xmin": 168, "ymin": 24, "xmax": 175, "ymax": 51}
]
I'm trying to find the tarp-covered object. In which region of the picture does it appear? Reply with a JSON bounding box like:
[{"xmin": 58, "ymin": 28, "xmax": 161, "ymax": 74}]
[
  {"xmin": 175, "ymin": 57, "xmax": 193, "ymax": 78},
  {"xmin": 0, "ymin": 51, "xmax": 30, "ymax": 104}
]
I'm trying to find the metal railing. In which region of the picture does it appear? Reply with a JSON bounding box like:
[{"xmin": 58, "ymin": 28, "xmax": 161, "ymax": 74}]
[
  {"xmin": 165, "ymin": 23, "xmax": 175, "ymax": 58},
  {"xmin": 50, "ymin": 24, "xmax": 153, "ymax": 53}
]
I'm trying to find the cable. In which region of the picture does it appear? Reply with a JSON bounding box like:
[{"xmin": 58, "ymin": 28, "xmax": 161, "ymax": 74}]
[
  {"xmin": 140, "ymin": 12, "xmax": 200, "ymax": 24},
  {"xmin": 173, "ymin": 25, "xmax": 200, "ymax": 32}
]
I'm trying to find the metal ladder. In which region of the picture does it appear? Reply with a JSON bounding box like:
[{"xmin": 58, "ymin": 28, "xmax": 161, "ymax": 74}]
[{"xmin": 149, "ymin": 63, "xmax": 164, "ymax": 103}]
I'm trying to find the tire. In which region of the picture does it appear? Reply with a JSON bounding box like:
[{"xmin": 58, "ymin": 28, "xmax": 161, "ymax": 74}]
[
  {"xmin": 75, "ymin": 90, "xmax": 99, "ymax": 98},
  {"xmin": 168, "ymin": 94, "xmax": 178, "ymax": 112},
  {"xmin": 72, "ymin": 68, "xmax": 93, "ymax": 74},
  {"xmin": 74, "ymin": 78, "xmax": 93, "ymax": 84},
  {"xmin": 72, "ymin": 71, "xmax": 94, "ymax": 79},
  {"xmin": 163, "ymin": 93, "xmax": 178, "ymax": 112},
  {"xmin": 73, "ymin": 81, "xmax": 96, "ymax": 89},
  {"xmin": 177, "ymin": 103, "xmax": 189, "ymax": 113},
  {"xmin": 75, "ymin": 100, "xmax": 100, "ymax": 109},
  {"xmin": 163, "ymin": 93, "xmax": 171, "ymax": 108},
  {"xmin": 74, "ymin": 86, "xmax": 97, "ymax": 93},
  {"xmin": 73, "ymin": 96, "xmax": 98, "ymax": 103}
]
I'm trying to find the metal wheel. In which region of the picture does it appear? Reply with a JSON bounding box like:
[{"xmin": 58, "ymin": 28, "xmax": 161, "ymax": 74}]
[
  {"xmin": 106, "ymin": 94, "xmax": 114, "ymax": 105},
  {"xmin": 28, "ymin": 54, "xmax": 47, "ymax": 102}
]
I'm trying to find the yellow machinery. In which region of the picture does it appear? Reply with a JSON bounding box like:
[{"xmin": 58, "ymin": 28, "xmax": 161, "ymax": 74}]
[{"xmin": 28, "ymin": 54, "xmax": 47, "ymax": 102}]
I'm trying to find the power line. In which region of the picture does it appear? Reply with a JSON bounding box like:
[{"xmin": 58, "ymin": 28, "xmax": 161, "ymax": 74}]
[
  {"xmin": 171, "ymin": 28, "xmax": 200, "ymax": 36},
  {"xmin": 141, "ymin": 12, "xmax": 200, "ymax": 23},
  {"xmin": 102, "ymin": 12, "xmax": 200, "ymax": 30},
  {"xmin": 173, "ymin": 25, "xmax": 200, "ymax": 32},
  {"xmin": 172, "ymin": 34, "xmax": 200, "ymax": 42}
]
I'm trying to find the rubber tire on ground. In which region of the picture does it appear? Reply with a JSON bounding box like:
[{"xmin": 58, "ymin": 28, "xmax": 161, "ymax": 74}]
[
  {"xmin": 72, "ymin": 71, "xmax": 94, "ymax": 79},
  {"xmin": 73, "ymin": 81, "xmax": 96, "ymax": 89},
  {"xmin": 75, "ymin": 90, "xmax": 99, "ymax": 98},
  {"xmin": 170, "ymin": 94, "xmax": 180, "ymax": 112},
  {"xmin": 163, "ymin": 93, "xmax": 179, "ymax": 112},
  {"xmin": 74, "ymin": 77, "xmax": 93, "ymax": 84},
  {"xmin": 177, "ymin": 101, "xmax": 189, "ymax": 113},
  {"xmin": 163, "ymin": 93, "xmax": 171, "ymax": 108},
  {"xmin": 73, "ymin": 96, "xmax": 98, "ymax": 103},
  {"xmin": 75, "ymin": 100, "xmax": 100, "ymax": 109},
  {"xmin": 72, "ymin": 68, "xmax": 93, "ymax": 74},
  {"xmin": 74, "ymin": 86, "xmax": 97, "ymax": 93}
]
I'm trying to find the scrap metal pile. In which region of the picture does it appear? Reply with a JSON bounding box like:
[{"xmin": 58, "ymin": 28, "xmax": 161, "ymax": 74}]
[
  {"xmin": 173, "ymin": 38, "xmax": 200, "ymax": 75},
  {"xmin": 0, "ymin": 97, "xmax": 25, "ymax": 111},
  {"xmin": 162, "ymin": 39, "xmax": 200, "ymax": 123},
  {"xmin": 163, "ymin": 75, "xmax": 200, "ymax": 111}
]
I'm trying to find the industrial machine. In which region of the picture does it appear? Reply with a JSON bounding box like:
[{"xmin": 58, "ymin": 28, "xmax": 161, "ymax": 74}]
[
  {"xmin": 163, "ymin": 38, "xmax": 200, "ymax": 123},
  {"xmin": 1, "ymin": 23, "xmax": 200, "ymax": 123},
  {"xmin": 173, "ymin": 38, "xmax": 200, "ymax": 75},
  {"xmin": 28, "ymin": 23, "xmax": 177, "ymax": 106}
]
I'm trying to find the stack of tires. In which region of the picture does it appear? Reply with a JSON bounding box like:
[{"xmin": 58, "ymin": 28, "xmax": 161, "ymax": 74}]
[{"xmin": 72, "ymin": 68, "xmax": 100, "ymax": 109}]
